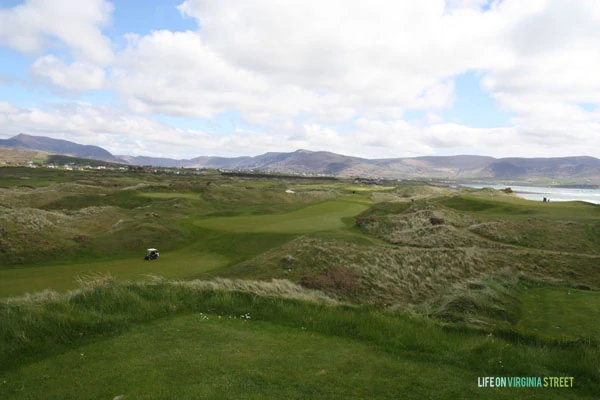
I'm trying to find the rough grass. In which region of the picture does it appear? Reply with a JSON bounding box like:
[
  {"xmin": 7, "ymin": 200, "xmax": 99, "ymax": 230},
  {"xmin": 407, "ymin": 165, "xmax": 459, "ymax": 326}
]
[
  {"xmin": 201, "ymin": 182, "xmax": 339, "ymax": 206},
  {"xmin": 3, "ymin": 174, "xmax": 599, "ymax": 314},
  {"xmin": 218, "ymin": 193, "xmax": 600, "ymax": 310},
  {"xmin": 0, "ymin": 182, "xmax": 108, "ymax": 208},
  {"xmin": 430, "ymin": 272, "xmax": 523, "ymax": 327},
  {"xmin": 440, "ymin": 194, "xmax": 600, "ymax": 220},
  {"xmin": 220, "ymin": 235, "xmax": 490, "ymax": 305},
  {"xmin": 369, "ymin": 185, "xmax": 451, "ymax": 203},
  {"xmin": 469, "ymin": 219, "xmax": 600, "ymax": 254},
  {"xmin": 0, "ymin": 148, "xmax": 49, "ymax": 164}
]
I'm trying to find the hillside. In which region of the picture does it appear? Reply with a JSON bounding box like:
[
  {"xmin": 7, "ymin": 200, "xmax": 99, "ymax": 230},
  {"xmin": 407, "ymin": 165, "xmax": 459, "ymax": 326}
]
[
  {"xmin": 0, "ymin": 134, "xmax": 125, "ymax": 164},
  {"xmin": 2, "ymin": 133, "xmax": 600, "ymax": 181}
]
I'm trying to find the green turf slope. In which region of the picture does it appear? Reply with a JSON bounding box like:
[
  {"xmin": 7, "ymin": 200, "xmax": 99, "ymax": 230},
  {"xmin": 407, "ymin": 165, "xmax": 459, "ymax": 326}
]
[{"xmin": 195, "ymin": 196, "xmax": 369, "ymax": 234}]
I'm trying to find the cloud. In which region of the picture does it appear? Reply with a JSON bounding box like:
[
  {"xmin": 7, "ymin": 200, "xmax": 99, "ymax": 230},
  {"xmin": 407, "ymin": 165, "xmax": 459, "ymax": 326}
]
[
  {"xmin": 444, "ymin": 0, "xmax": 494, "ymax": 11},
  {"xmin": 112, "ymin": 30, "xmax": 279, "ymax": 120},
  {"xmin": 0, "ymin": 0, "xmax": 114, "ymax": 65},
  {"xmin": 29, "ymin": 55, "xmax": 105, "ymax": 90},
  {"xmin": 481, "ymin": 0, "xmax": 600, "ymax": 111},
  {"xmin": 2, "ymin": 0, "xmax": 600, "ymax": 160},
  {"xmin": 111, "ymin": 0, "xmax": 506, "ymax": 127},
  {"xmin": 1, "ymin": 101, "xmax": 599, "ymax": 159}
]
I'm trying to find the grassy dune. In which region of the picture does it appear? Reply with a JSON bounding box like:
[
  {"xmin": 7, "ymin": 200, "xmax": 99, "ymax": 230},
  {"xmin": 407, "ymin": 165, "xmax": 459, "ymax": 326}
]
[{"xmin": 1, "ymin": 279, "xmax": 598, "ymax": 399}]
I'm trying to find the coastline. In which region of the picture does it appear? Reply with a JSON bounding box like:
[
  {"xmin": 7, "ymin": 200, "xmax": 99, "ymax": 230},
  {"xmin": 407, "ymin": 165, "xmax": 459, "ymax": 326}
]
[{"xmin": 460, "ymin": 184, "xmax": 600, "ymax": 205}]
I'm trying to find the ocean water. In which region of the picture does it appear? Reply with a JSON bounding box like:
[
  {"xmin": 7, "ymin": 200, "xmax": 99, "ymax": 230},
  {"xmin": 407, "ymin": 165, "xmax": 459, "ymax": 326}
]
[{"xmin": 461, "ymin": 184, "xmax": 600, "ymax": 205}]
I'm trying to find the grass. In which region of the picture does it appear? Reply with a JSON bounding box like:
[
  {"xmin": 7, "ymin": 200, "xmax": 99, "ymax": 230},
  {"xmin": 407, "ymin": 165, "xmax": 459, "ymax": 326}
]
[
  {"xmin": 195, "ymin": 196, "xmax": 369, "ymax": 234},
  {"xmin": 0, "ymin": 224, "xmax": 298, "ymax": 297},
  {"xmin": 517, "ymin": 286, "xmax": 600, "ymax": 340},
  {"xmin": 1, "ymin": 279, "xmax": 598, "ymax": 398},
  {"xmin": 1, "ymin": 166, "xmax": 600, "ymax": 398},
  {"xmin": 431, "ymin": 273, "xmax": 523, "ymax": 327},
  {"xmin": 138, "ymin": 191, "xmax": 207, "ymax": 200},
  {"xmin": 0, "ymin": 252, "xmax": 228, "ymax": 297},
  {"xmin": 468, "ymin": 219, "xmax": 600, "ymax": 254},
  {"xmin": 3, "ymin": 315, "xmax": 431, "ymax": 400},
  {"xmin": 0, "ymin": 148, "xmax": 50, "ymax": 165},
  {"xmin": 439, "ymin": 194, "xmax": 600, "ymax": 220}
]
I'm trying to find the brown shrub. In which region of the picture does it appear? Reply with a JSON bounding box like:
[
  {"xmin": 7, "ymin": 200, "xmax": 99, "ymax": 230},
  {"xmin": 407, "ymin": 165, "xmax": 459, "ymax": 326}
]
[
  {"xmin": 429, "ymin": 216, "xmax": 445, "ymax": 225},
  {"xmin": 356, "ymin": 215, "xmax": 377, "ymax": 226},
  {"xmin": 299, "ymin": 266, "xmax": 359, "ymax": 295},
  {"xmin": 73, "ymin": 235, "xmax": 92, "ymax": 244}
]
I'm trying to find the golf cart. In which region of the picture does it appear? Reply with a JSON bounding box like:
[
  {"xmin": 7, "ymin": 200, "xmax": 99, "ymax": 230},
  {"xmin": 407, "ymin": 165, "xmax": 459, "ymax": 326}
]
[{"xmin": 144, "ymin": 248, "xmax": 159, "ymax": 261}]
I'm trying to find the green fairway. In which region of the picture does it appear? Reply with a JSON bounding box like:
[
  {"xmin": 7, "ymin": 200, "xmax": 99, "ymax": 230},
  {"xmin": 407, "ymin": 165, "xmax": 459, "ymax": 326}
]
[
  {"xmin": 517, "ymin": 286, "xmax": 600, "ymax": 339},
  {"xmin": 195, "ymin": 196, "xmax": 369, "ymax": 233},
  {"xmin": 138, "ymin": 192, "xmax": 206, "ymax": 200},
  {"xmin": 0, "ymin": 252, "xmax": 228, "ymax": 298},
  {"xmin": 0, "ymin": 227, "xmax": 299, "ymax": 298}
]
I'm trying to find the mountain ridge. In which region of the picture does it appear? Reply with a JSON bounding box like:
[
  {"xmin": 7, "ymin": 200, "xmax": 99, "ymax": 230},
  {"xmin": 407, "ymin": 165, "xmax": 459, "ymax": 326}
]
[
  {"xmin": 1, "ymin": 133, "xmax": 600, "ymax": 180},
  {"xmin": 0, "ymin": 133, "xmax": 125, "ymax": 164}
]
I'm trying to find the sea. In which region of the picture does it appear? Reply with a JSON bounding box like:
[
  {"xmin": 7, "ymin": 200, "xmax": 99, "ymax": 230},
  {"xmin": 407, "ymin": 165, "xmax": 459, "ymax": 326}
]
[{"xmin": 461, "ymin": 184, "xmax": 600, "ymax": 205}]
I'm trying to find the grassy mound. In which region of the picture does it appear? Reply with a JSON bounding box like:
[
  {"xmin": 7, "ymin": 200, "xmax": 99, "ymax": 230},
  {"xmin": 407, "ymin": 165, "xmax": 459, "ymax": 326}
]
[{"xmin": 1, "ymin": 277, "xmax": 599, "ymax": 399}]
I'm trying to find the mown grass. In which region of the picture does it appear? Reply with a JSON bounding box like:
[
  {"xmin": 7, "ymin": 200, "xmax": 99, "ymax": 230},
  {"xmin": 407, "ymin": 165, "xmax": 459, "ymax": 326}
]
[
  {"xmin": 1, "ymin": 279, "xmax": 599, "ymax": 398},
  {"xmin": 517, "ymin": 286, "xmax": 600, "ymax": 340},
  {"xmin": 0, "ymin": 225, "xmax": 296, "ymax": 297},
  {"xmin": 3, "ymin": 315, "xmax": 445, "ymax": 400},
  {"xmin": 195, "ymin": 196, "xmax": 370, "ymax": 234}
]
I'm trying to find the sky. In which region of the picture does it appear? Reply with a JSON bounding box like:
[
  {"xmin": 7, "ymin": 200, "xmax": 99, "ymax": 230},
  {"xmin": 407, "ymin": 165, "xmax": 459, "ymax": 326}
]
[{"xmin": 0, "ymin": 0, "xmax": 599, "ymax": 160}]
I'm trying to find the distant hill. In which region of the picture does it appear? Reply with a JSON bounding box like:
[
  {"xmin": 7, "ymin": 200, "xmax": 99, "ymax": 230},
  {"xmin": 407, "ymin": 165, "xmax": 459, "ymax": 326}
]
[
  {"xmin": 1, "ymin": 133, "xmax": 600, "ymax": 181},
  {"xmin": 0, "ymin": 147, "xmax": 51, "ymax": 164},
  {"xmin": 0, "ymin": 133, "xmax": 125, "ymax": 164}
]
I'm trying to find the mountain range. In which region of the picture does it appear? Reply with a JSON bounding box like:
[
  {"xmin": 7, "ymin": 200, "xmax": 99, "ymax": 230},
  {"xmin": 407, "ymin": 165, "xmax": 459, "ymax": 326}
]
[{"xmin": 2, "ymin": 133, "xmax": 600, "ymax": 181}]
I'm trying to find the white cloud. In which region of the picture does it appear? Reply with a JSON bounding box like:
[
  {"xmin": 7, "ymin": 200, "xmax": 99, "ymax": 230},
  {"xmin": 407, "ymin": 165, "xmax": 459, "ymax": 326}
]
[
  {"xmin": 480, "ymin": 0, "xmax": 600, "ymax": 130},
  {"xmin": 2, "ymin": 0, "xmax": 600, "ymax": 160},
  {"xmin": 112, "ymin": 30, "xmax": 274, "ymax": 119},
  {"xmin": 1, "ymin": 102, "xmax": 600, "ymax": 159},
  {"xmin": 0, "ymin": 0, "xmax": 114, "ymax": 65},
  {"xmin": 29, "ymin": 55, "xmax": 105, "ymax": 90},
  {"xmin": 444, "ymin": 0, "xmax": 493, "ymax": 11},
  {"xmin": 110, "ymin": 0, "xmax": 508, "ymax": 127}
]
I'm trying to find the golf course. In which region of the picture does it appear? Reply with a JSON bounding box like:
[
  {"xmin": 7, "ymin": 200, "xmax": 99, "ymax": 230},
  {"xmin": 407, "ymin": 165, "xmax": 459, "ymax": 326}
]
[{"xmin": 1, "ymin": 166, "xmax": 599, "ymax": 399}]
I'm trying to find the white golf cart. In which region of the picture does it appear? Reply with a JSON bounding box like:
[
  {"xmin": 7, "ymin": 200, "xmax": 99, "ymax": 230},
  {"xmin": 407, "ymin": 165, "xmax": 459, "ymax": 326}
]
[{"xmin": 144, "ymin": 248, "xmax": 159, "ymax": 261}]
